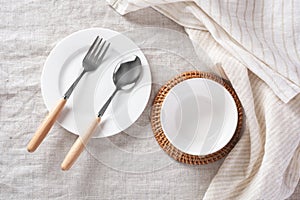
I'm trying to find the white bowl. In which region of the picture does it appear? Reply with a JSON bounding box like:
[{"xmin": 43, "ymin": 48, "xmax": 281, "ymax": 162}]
[{"xmin": 160, "ymin": 78, "xmax": 238, "ymax": 155}]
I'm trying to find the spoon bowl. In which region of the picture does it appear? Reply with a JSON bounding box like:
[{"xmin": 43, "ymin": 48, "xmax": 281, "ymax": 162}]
[
  {"xmin": 113, "ymin": 56, "xmax": 142, "ymax": 90},
  {"xmin": 98, "ymin": 56, "xmax": 142, "ymax": 117}
]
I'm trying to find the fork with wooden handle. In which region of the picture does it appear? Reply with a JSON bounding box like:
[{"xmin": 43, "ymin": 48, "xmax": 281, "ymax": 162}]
[{"xmin": 27, "ymin": 36, "xmax": 110, "ymax": 152}]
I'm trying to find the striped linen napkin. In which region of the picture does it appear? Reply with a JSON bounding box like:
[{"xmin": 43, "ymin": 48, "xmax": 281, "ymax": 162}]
[
  {"xmin": 107, "ymin": 0, "xmax": 300, "ymax": 199},
  {"xmin": 108, "ymin": 0, "xmax": 300, "ymax": 104}
]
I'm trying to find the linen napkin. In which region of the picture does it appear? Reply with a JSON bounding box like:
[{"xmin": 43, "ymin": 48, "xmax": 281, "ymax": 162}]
[
  {"xmin": 108, "ymin": 0, "xmax": 300, "ymax": 104},
  {"xmin": 107, "ymin": 0, "xmax": 300, "ymax": 199}
]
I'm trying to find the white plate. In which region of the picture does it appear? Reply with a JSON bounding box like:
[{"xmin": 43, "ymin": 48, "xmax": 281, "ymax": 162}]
[
  {"xmin": 160, "ymin": 78, "xmax": 238, "ymax": 155},
  {"xmin": 41, "ymin": 28, "xmax": 152, "ymax": 137}
]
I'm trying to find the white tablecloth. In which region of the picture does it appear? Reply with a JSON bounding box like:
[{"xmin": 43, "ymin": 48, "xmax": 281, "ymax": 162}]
[{"xmin": 0, "ymin": 0, "xmax": 299, "ymax": 199}]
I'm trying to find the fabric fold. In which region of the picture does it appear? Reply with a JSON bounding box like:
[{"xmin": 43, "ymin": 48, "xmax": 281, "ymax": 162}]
[{"xmin": 108, "ymin": 0, "xmax": 300, "ymax": 103}]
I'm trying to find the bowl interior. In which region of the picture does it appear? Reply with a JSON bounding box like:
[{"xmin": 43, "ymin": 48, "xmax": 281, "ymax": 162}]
[{"xmin": 160, "ymin": 78, "xmax": 238, "ymax": 155}]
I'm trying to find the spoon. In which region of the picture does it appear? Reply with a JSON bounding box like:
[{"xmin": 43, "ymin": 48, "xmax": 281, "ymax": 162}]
[{"xmin": 61, "ymin": 56, "xmax": 142, "ymax": 170}]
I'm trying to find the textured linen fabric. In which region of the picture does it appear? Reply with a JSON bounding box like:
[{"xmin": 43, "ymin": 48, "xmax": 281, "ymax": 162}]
[
  {"xmin": 1, "ymin": 1, "xmax": 221, "ymax": 199},
  {"xmin": 107, "ymin": 0, "xmax": 300, "ymax": 199},
  {"xmin": 1, "ymin": 0, "xmax": 299, "ymax": 200}
]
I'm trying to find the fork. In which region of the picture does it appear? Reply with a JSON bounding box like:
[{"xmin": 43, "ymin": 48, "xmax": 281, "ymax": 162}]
[{"xmin": 27, "ymin": 36, "xmax": 110, "ymax": 152}]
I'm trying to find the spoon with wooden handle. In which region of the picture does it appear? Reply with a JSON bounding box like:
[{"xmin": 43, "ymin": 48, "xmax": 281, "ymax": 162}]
[{"xmin": 61, "ymin": 56, "xmax": 142, "ymax": 170}]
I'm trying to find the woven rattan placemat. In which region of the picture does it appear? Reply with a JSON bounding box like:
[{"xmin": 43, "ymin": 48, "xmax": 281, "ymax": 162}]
[{"xmin": 151, "ymin": 71, "xmax": 243, "ymax": 165}]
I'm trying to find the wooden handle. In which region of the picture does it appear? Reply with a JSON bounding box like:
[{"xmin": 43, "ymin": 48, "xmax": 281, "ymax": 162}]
[
  {"xmin": 27, "ymin": 98, "xmax": 67, "ymax": 152},
  {"xmin": 61, "ymin": 117, "xmax": 101, "ymax": 171}
]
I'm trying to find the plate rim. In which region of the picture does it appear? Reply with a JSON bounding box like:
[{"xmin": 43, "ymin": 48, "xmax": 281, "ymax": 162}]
[{"xmin": 40, "ymin": 28, "xmax": 152, "ymax": 137}]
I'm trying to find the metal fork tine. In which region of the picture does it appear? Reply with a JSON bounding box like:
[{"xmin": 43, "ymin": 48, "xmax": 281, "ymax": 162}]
[
  {"xmin": 83, "ymin": 36, "xmax": 99, "ymax": 60},
  {"xmin": 90, "ymin": 38, "xmax": 103, "ymax": 58},
  {"xmin": 95, "ymin": 40, "xmax": 106, "ymax": 60},
  {"xmin": 97, "ymin": 43, "xmax": 110, "ymax": 64}
]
